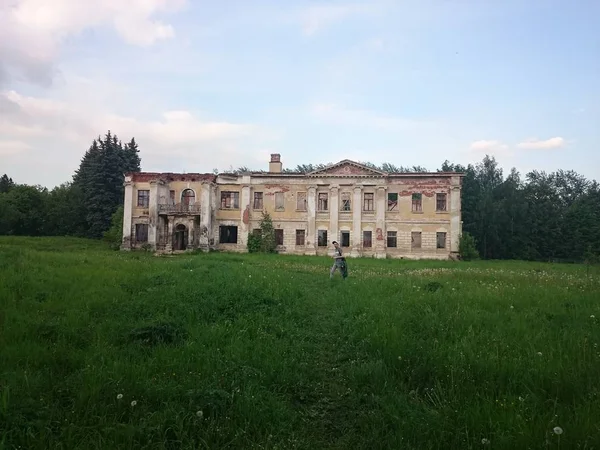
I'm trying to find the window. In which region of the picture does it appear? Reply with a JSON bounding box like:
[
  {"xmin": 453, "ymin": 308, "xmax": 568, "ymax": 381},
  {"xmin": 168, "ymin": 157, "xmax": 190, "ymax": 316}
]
[
  {"xmin": 296, "ymin": 229, "xmax": 305, "ymax": 245},
  {"xmin": 219, "ymin": 225, "xmax": 238, "ymax": 243},
  {"xmin": 363, "ymin": 192, "xmax": 374, "ymax": 211},
  {"xmin": 275, "ymin": 192, "xmax": 285, "ymax": 211},
  {"xmin": 296, "ymin": 192, "xmax": 307, "ymax": 211},
  {"xmin": 436, "ymin": 193, "xmax": 447, "ymax": 212},
  {"xmin": 387, "ymin": 231, "xmax": 397, "ymax": 248},
  {"xmin": 275, "ymin": 229, "xmax": 284, "ymax": 245},
  {"xmin": 340, "ymin": 231, "xmax": 350, "ymax": 247},
  {"xmin": 437, "ymin": 232, "xmax": 447, "ymax": 249},
  {"xmin": 412, "ymin": 193, "xmax": 422, "ymax": 212},
  {"xmin": 253, "ymin": 192, "xmax": 263, "ymax": 210},
  {"xmin": 340, "ymin": 192, "xmax": 351, "ymax": 211},
  {"xmin": 411, "ymin": 231, "xmax": 421, "ymax": 249},
  {"xmin": 182, "ymin": 189, "xmax": 195, "ymax": 205},
  {"xmin": 318, "ymin": 193, "xmax": 328, "ymax": 211},
  {"xmin": 387, "ymin": 193, "xmax": 398, "ymax": 211},
  {"xmin": 169, "ymin": 190, "xmax": 176, "ymax": 205},
  {"xmin": 220, "ymin": 191, "xmax": 239, "ymax": 209},
  {"xmin": 318, "ymin": 230, "xmax": 328, "ymax": 246},
  {"xmin": 137, "ymin": 189, "xmax": 149, "ymax": 207},
  {"xmin": 363, "ymin": 231, "xmax": 372, "ymax": 248},
  {"xmin": 252, "ymin": 228, "xmax": 261, "ymax": 236},
  {"xmin": 135, "ymin": 223, "xmax": 148, "ymax": 242}
]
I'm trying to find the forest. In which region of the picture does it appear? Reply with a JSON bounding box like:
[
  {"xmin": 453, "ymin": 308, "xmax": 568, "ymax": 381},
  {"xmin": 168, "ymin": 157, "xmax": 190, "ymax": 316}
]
[{"xmin": 1, "ymin": 130, "xmax": 599, "ymax": 262}]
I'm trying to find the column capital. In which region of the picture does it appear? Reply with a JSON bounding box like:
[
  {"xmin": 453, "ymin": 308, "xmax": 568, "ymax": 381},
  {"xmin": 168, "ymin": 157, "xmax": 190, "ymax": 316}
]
[
  {"xmin": 330, "ymin": 185, "xmax": 339, "ymax": 192},
  {"xmin": 124, "ymin": 180, "xmax": 133, "ymax": 187},
  {"xmin": 353, "ymin": 185, "xmax": 363, "ymax": 191},
  {"xmin": 307, "ymin": 185, "xmax": 317, "ymax": 191}
]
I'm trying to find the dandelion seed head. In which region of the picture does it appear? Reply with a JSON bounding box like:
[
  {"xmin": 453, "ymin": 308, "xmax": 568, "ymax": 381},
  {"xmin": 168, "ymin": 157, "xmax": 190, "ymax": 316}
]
[
  {"xmin": 131, "ymin": 400, "xmax": 137, "ymax": 407},
  {"xmin": 481, "ymin": 438, "xmax": 491, "ymax": 445},
  {"xmin": 117, "ymin": 393, "xmax": 123, "ymax": 400},
  {"xmin": 196, "ymin": 410, "xmax": 203, "ymax": 418},
  {"xmin": 553, "ymin": 426, "xmax": 563, "ymax": 435}
]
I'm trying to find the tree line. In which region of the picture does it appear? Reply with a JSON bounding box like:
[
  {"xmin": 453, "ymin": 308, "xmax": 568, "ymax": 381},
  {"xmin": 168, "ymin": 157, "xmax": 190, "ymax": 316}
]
[{"xmin": 1, "ymin": 132, "xmax": 599, "ymax": 262}]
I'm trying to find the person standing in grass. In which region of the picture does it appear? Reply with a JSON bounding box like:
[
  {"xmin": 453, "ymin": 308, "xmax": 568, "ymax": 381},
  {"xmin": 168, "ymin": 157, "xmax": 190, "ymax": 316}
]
[{"xmin": 330, "ymin": 240, "xmax": 348, "ymax": 280}]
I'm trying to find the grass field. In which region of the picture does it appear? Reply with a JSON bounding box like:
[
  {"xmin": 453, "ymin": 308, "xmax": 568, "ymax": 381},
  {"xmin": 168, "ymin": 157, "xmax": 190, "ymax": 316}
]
[{"xmin": 1, "ymin": 237, "xmax": 600, "ymax": 449}]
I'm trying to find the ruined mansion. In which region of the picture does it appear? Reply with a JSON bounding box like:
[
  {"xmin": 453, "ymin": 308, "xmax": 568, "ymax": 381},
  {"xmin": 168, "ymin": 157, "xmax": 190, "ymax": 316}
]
[{"xmin": 121, "ymin": 154, "xmax": 464, "ymax": 259}]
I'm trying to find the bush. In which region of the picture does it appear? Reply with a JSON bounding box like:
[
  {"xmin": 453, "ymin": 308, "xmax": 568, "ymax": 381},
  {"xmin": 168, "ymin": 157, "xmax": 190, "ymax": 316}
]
[
  {"xmin": 102, "ymin": 206, "xmax": 123, "ymax": 250},
  {"xmin": 459, "ymin": 232, "xmax": 479, "ymax": 261},
  {"xmin": 247, "ymin": 232, "xmax": 262, "ymax": 253}
]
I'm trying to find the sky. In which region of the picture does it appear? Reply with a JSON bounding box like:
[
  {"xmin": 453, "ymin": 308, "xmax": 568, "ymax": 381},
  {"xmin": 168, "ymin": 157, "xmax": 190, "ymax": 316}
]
[{"xmin": 1, "ymin": 0, "xmax": 599, "ymax": 189}]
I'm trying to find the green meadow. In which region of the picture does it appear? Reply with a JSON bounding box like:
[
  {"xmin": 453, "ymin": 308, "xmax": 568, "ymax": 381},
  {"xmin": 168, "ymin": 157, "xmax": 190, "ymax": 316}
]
[{"xmin": 1, "ymin": 237, "xmax": 599, "ymax": 449}]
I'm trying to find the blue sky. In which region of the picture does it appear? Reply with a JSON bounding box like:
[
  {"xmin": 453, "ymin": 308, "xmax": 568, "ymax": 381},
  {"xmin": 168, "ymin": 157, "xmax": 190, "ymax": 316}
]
[{"xmin": 1, "ymin": 0, "xmax": 599, "ymax": 188}]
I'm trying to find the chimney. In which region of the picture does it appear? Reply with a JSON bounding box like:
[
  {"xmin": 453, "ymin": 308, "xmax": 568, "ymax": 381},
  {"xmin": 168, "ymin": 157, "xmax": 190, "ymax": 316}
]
[{"xmin": 269, "ymin": 153, "xmax": 282, "ymax": 173}]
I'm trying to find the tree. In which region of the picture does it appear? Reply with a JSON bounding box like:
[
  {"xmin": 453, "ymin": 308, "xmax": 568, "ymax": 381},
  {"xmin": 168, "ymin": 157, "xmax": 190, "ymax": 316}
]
[
  {"xmin": 246, "ymin": 211, "xmax": 277, "ymax": 253},
  {"xmin": 0, "ymin": 174, "xmax": 15, "ymax": 193}
]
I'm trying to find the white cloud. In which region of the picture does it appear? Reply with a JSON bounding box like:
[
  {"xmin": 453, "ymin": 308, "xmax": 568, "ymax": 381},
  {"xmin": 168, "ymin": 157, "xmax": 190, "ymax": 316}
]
[
  {"xmin": 516, "ymin": 137, "xmax": 565, "ymax": 150},
  {"xmin": 300, "ymin": 2, "xmax": 380, "ymax": 36},
  {"xmin": 469, "ymin": 140, "xmax": 509, "ymax": 153},
  {"xmin": 0, "ymin": 0, "xmax": 186, "ymax": 85},
  {"xmin": 311, "ymin": 103, "xmax": 430, "ymax": 130},
  {"xmin": 1, "ymin": 81, "xmax": 277, "ymax": 186}
]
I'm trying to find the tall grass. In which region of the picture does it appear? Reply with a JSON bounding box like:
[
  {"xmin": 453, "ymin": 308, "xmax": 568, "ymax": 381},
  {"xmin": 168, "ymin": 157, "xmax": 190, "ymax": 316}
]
[{"xmin": 1, "ymin": 236, "xmax": 599, "ymax": 449}]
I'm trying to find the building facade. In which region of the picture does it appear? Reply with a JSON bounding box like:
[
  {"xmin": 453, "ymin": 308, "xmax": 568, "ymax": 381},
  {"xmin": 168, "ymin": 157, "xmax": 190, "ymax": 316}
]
[{"xmin": 122, "ymin": 155, "xmax": 464, "ymax": 259}]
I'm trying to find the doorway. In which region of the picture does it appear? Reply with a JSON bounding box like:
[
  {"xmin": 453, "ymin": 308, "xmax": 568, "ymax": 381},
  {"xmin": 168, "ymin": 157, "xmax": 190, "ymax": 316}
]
[{"xmin": 173, "ymin": 224, "xmax": 188, "ymax": 250}]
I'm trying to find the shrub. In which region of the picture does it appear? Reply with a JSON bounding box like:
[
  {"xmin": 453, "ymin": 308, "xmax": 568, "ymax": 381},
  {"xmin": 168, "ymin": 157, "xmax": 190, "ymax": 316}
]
[
  {"xmin": 459, "ymin": 232, "xmax": 479, "ymax": 261},
  {"xmin": 102, "ymin": 206, "xmax": 123, "ymax": 250}
]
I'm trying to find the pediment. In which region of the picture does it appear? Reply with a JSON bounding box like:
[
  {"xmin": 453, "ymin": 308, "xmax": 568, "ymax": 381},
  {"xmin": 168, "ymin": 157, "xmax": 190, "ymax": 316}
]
[{"xmin": 307, "ymin": 160, "xmax": 386, "ymax": 177}]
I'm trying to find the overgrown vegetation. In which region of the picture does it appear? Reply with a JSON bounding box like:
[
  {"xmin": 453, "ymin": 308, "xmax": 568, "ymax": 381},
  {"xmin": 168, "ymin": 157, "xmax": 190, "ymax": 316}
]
[
  {"xmin": 459, "ymin": 232, "xmax": 479, "ymax": 260},
  {"xmin": 247, "ymin": 211, "xmax": 277, "ymax": 253},
  {"xmin": 1, "ymin": 236, "xmax": 599, "ymax": 449}
]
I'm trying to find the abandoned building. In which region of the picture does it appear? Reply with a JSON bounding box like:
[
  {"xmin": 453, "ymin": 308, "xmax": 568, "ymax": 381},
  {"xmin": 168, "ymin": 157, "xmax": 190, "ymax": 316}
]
[{"xmin": 121, "ymin": 154, "xmax": 464, "ymax": 259}]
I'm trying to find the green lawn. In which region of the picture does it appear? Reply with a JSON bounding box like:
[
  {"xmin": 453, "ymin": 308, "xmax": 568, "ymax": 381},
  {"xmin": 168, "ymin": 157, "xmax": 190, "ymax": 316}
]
[{"xmin": 1, "ymin": 237, "xmax": 599, "ymax": 449}]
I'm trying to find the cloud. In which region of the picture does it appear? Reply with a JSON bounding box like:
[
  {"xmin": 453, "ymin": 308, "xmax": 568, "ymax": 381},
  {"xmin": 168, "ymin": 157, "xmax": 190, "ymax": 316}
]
[
  {"xmin": 1, "ymin": 81, "xmax": 278, "ymax": 186},
  {"xmin": 311, "ymin": 103, "xmax": 430, "ymax": 130},
  {"xmin": 469, "ymin": 140, "xmax": 509, "ymax": 153},
  {"xmin": 0, "ymin": 0, "xmax": 186, "ymax": 86},
  {"xmin": 300, "ymin": 2, "xmax": 380, "ymax": 36},
  {"xmin": 516, "ymin": 137, "xmax": 565, "ymax": 150}
]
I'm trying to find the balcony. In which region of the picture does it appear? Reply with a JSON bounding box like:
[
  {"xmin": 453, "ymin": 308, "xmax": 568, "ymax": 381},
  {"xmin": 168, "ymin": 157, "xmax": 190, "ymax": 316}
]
[{"xmin": 158, "ymin": 202, "xmax": 202, "ymax": 215}]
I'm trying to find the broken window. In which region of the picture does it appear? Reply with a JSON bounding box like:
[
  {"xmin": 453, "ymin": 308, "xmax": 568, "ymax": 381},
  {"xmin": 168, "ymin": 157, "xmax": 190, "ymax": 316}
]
[
  {"xmin": 387, "ymin": 231, "xmax": 397, "ymax": 248},
  {"xmin": 296, "ymin": 192, "xmax": 307, "ymax": 211},
  {"xmin": 137, "ymin": 190, "xmax": 149, "ymax": 207},
  {"xmin": 182, "ymin": 189, "xmax": 195, "ymax": 205},
  {"xmin": 363, "ymin": 231, "xmax": 372, "ymax": 248},
  {"xmin": 318, "ymin": 229, "xmax": 328, "ymax": 246},
  {"xmin": 220, "ymin": 191, "xmax": 239, "ymax": 209},
  {"xmin": 436, "ymin": 193, "xmax": 447, "ymax": 212},
  {"xmin": 411, "ymin": 231, "xmax": 421, "ymax": 248},
  {"xmin": 253, "ymin": 192, "xmax": 263, "ymax": 210},
  {"xmin": 275, "ymin": 192, "xmax": 284, "ymax": 211},
  {"xmin": 412, "ymin": 193, "xmax": 422, "ymax": 212},
  {"xmin": 340, "ymin": 231, "xmax": 350, "ymax": 247},
  {"xmin": 437, "ymin": 232, "xmax": 447, "ymax": 249},
  {"xmin": 296, "ymin": 229, "xmax": 305, "ymax": 245},
  {"xmin": 169, "ymin": 190, "xmax": 176, "ymax": 205},
  {"xmin": 340, "ymin": 192, "xmax": 351, "ymax": 211},
  {"xmin": 318, "ymin": 193, "xmax": 328, "ymax": 211},
  {"xmin": 363, "ymin": 192, "xmax": 374, "ymax": 211},
  {"xmin": 219, "ymin": 225, "xmax": 238, "ymax": 243},
  {"xmin": 387, "ymin": 192, "xmax": 398, "ymax": 211},
  {"xmin": 275, "ymin": 229, "xmax": 284, "ymax": 245},
  {"xmin": 135, "ymin": 223, "xmax": 148, "ymax": 242}
]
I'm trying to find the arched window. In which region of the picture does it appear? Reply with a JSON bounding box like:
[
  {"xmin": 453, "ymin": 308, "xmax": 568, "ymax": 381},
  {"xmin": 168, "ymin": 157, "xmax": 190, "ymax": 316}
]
[{"xmin": 182, "ymin": 189, "xmax": 195, "ymax": 205}]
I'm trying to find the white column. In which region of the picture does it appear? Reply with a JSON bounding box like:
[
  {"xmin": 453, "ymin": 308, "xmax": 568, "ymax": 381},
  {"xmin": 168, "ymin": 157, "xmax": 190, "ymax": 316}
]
[
  {"xmin": 306, "ymin": 185, "xmax": 317, "ymax": 255},
  {"xmin": 450, "ymin": 176, "xmax": 461, "ymax": 253},
  {"xmin": 166, "ymin": 216, "xmax": 174, "ymax": 252},
  {"xmin": 200, "ymin": 182, "xmax": 213, "ymax": 249},
  {"xmin": 351, "ymin": 185, "xmax": 362, "ymax": 257},
  {"xmin": 240, "ymin": 184, "xmax": 251, "ymax": 248},
  {"xmin": 121, "ymin": 177, "xmax": 133, "ymax": 250},
  {"xmin": 329, "ymin": 185, "xmax": 339, "ymax": 246},
  {"xmin": 148, "ymin": 180, "xmax": 160, "ymax": 250},
  {"xmin": 375, "ymin": 186, "xmax": 386, "ymax": 258}
]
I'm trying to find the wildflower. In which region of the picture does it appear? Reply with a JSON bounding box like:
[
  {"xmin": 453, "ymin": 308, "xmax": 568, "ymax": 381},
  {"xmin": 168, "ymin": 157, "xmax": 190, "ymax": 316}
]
[
  {"xmin": 591, "ymin": 315, "xmax": 596, "ymax": 319},
  {"xmin": 518, "ymin": 396, "xmax": 524, "ymax": 402},
  {"xmin": 510, "ymin": 305, "xmax": 514, "ymax": 309},
  {"xmin": 481, "ymin": 438, "xmax": 491, "ymax": 445},
  {"xmin": 537, "ymin": 352, "xmax": 542, "ymax": 356},
  {"xmin": 131, "ymin": 400, "xmax": 137, "ymax": 407},
  {"xmin": 117, "ymin": 394, "xmax": 123, "ymax": 400},
  {"xmin": 553, "ymin": 426, "xmax": 563, "ymax": 435},
  {"xmin": 196, "ymin": 410, "xmax": 203, "ymax": 418}
]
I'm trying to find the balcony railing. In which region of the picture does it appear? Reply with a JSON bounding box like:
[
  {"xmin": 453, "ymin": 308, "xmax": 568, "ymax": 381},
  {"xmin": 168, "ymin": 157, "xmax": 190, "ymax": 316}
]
[{"xmin": 158, "ymin": 203, "xmax": 202, "ymax": 215}]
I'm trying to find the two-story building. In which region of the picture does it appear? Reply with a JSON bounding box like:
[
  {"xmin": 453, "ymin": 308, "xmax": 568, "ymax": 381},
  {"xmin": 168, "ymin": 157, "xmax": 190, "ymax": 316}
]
[{"xmin": 121, "ymin": 154, "xmax": 464, "ymax": 259}]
